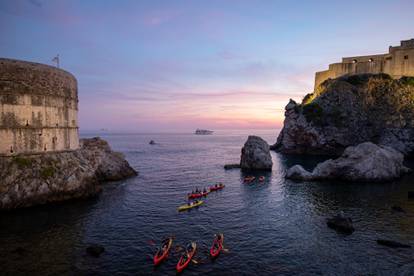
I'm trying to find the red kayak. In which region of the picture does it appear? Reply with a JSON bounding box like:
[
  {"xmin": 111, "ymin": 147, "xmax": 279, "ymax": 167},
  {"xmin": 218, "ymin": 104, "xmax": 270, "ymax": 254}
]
[
  {"xmin": 153, "ymin": 237, "xmax": 173, "ymax": 266},
  {"xmin": 188, "ymin": 191, "xmax": 209, "ymax": 199},
  {"xmin": 209, "ymin": 184, "xmax": 225, "ymax": 192},
  {"xmin": 176, "ymin": 242, "xmax": 197, "ymax": 273},
  {"xmin": 210, "ymin": 233, "xmax": 224, "ymax": 258},
  {"xmin": 244, "ymin": 176, "xmax": 255, "ymax": 183}
]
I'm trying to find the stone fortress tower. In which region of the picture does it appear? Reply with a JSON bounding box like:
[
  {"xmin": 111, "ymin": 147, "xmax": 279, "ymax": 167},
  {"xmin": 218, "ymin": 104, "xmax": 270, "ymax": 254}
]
[
  {"xmin": 0, "ymin": 58, "xmax": 79, "ymax": 156},
  {"xmin": 315, "ymin": 39, "xmax": 414, "ymax": 89}
]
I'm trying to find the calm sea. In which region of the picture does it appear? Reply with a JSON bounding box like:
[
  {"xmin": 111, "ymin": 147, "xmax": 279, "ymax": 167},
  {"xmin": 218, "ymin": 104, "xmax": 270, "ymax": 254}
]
[{"xmin": 1, "ymin": 130, "xmax": 414, "ymax": 275}]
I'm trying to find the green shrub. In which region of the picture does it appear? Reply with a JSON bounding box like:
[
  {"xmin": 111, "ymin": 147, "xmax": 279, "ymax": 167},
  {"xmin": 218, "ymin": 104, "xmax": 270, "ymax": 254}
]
[
  {"xmin": 40, "ymin": 167, "xmax": 55, "ymax": 179},
  {"xmin": 13, "ymin": 156, "xmax": 32, "ymax": 168},
  {"xmin": 400, "ymin": 76, "xmax": 414, "ymax": 86},
  {"xmin": 302, "ymin": 93, "xmax": 315, "ymax": 105},
  {"xmin": 346, "ymin": 73, "xmax": 391, "ymax": 86},
  {"xmin": 302, "ymin": 102, "xmax": 324, "ymax": 125}
]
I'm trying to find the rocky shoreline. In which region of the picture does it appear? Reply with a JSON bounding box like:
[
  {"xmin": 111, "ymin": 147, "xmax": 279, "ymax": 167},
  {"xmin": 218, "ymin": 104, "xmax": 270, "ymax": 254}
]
[
  {"xmin": 273, "ymin": 74, "xmax": 414, "ymax": 157},
  {"xmin": 0, "ymin": 137, "xmax": 137, "ymax": 210}
]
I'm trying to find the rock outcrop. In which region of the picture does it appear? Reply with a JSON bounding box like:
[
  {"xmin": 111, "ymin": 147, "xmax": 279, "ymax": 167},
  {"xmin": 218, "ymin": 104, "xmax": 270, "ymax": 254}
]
[
  {"xmin": 326, "ymin": 213, "xmax": 355, "ymax": 234},
  {"xmin": 240, "ymin": 136, "xmax": 273, "ymax": 171},
  {"xmin": 0, "ymin": 137, "xmax": 137, "ymax": 210},
  {"xmin": 273, "ymin": 74, "xmax": 414, "ymax": 156},
  {"xmin": 286, "ymin": 142, "xmax": 410, "ymax": 182}
]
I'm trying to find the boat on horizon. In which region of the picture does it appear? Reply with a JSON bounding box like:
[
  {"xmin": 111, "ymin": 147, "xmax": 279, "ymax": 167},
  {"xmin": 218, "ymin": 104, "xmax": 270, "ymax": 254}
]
[{"xmin": 195, "ymin": 129, "xmax": 214, "ymax": 135}]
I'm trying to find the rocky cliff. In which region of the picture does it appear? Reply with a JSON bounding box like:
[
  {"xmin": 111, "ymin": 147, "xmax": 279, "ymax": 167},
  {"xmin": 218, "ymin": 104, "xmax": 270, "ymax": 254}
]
[
  {"xmin": 273, "ymin": 74, "xmax": 414, "ymax": 156},
  {"xmin": 0, "ymin": 137, "xmax": 137, "ymax": 210}
]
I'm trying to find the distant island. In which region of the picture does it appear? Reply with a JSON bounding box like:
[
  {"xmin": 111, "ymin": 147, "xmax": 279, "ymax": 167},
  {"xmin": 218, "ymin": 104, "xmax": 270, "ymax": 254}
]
[{"xmin": 194, "ymin": 129, "xmax": 214, "ymax": 135}]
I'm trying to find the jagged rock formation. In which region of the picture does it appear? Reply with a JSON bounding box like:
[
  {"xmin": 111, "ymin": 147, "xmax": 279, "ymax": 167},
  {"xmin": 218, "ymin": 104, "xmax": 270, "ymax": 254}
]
[
  {"xmin": 240, "ymin": 136, "xmax": 273, "ymax": 171},
  {"xmin": 286, "ymin": 142, "xmax": 410, "ymax": 182},
  {"xmin": 0, "ymin": 137, "xmax": 137, "ymax": 210},
  {"xmin": 273, "ymin": 74, "xmax": 414, "ymax": 156}
]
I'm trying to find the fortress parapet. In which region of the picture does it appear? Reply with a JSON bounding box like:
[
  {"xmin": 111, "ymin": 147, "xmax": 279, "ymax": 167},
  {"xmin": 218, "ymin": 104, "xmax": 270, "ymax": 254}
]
[
  {"xmin": 315, "ymin": 39, "xmax": 414, "ymax": 89},
  {"xmin": 0, "ymin": 58, "xmax": 79, "ymax": 156}
]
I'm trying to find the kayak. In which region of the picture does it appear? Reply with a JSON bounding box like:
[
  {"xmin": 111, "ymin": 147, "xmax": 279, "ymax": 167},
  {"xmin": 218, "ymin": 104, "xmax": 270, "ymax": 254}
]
[
  {"xmin": 244, "ymin": 176, "xmax": 255, "ymax": 183},
  {"xmin": 188, "ymin": 191, "xmax": 209, "ymax": 199},
  {"xmin": 209, "ymin": 184, "xmax": 225, "ymax": 192},
  {"xmin": 178, "ymin": 200, "xmax": 204, "ymax": 211},
  {"xmin": 259, "ymin": 176, "xmax": 265, "ymax": 182},
  {"xmin": 176, "ymin": 242, "xmax": 197, "ymax": 273},
  {"xmin": 210, "ymin": 233, "xmax": 224, "ymax": 258},
  {"xmin": 153, "ymin": 237, "xmax": 173, "ymax": 266}
]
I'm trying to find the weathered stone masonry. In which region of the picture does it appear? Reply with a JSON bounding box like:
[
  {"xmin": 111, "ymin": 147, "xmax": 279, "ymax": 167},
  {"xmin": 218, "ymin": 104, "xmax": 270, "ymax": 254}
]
[
  {"xmin": 315, "ymin": 39, "xmax": 414, "ymax": 89},
  {"xmin": 0, "ymin": 58, "xmax": 79, "ymax": 156}
]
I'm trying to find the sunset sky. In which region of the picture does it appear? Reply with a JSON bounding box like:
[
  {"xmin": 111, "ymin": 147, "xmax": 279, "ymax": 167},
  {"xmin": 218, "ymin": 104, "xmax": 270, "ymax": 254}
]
[{"xmin": 1, "ymin": 0, "xmax": 413, "ymax": 132}]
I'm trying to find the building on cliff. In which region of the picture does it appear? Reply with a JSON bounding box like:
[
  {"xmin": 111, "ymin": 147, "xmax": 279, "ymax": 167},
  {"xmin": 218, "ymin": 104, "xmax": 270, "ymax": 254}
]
[
  {"xmin": 0, "ymin": 58, "xmax": 79, "ymax": 156},
  {"xmin": 314, "ymin": 39, "xmax": 414, "ymax": 89}
]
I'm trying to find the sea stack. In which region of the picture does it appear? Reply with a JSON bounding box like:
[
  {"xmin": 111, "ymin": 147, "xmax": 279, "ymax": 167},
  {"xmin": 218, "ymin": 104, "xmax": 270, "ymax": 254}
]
[{"xmin": 240, "ymin": 136, "xmax": 273, "ymax": 171}]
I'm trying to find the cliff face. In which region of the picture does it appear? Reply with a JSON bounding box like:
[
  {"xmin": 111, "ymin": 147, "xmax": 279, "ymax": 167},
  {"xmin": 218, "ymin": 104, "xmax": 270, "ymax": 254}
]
[
  {"xmin": 273, "ymin": 74, "xmax": 414, "ymax": 156},
  {"xmin": 0, "ymin": 137, "xmax": 137, "ymax": 210}
]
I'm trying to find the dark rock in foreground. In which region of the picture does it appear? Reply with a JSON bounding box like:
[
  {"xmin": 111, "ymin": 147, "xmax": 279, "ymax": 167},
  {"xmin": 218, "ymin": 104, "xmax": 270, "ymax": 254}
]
[
  {"xmin": 86, "ymin": 244, "xmax": 105, "ymax": 257},
  {"xmin": 326, "ymin": 213, "xmax": 355, "ymax": 234},
  {"xmin": 274, "ymin": 74, "xmax": 414, "ymax": 157},
  {"xmin": 391, "ymin": 205, "xmax": 406, "ymax": 213},
  {"xmin": 408, "ymin": 191, "xmax": 414, "ymax": 199},
  {"xmin": 240, "ymin": 136, "xmax": 273, "ymax": 171},
  {"xmin": 286, "ymin": 142, "xmax": 410, "ymax": 182},
  {"xmin": 0, "ymin": 137, "xmax": 137, "ymax": 210},
  {"xmin": 224, "ymin": 163, "xmax": 241, "ymax": 170},
  {"xmin": 377, "ymin": 239, "xmax": 411, "ymax": 248}
]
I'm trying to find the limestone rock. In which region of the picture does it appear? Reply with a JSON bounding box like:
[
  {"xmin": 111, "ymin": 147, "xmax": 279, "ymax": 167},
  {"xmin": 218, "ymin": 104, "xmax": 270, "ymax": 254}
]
[
  {"xmin": 0, "ymin": 137, "xmax": 137, "ymax": 210},
  {"xmin": 274, "ymin": 74, "xmax": 414, "ymax": 157},
  {"xmin": 326, "ymin": 213, "xmax": 355, "ymax": 234},
  {"xmin": 286, "ymin": 142, "xmax": 410, "ymax": 182},
  {"xmin": 86, "ymin": 244, "xmax": 105, "ymax": 257},
  {"xmin": 377, "ymin": 239, "xmax": 411, "ymax": 248},
  {"xmin": 224, "ymin": 163, "xmax": 241, "ymax": 170},
  {"xmin": 240, "ymin": 136, "xmax": 273, "ymax": 171}
]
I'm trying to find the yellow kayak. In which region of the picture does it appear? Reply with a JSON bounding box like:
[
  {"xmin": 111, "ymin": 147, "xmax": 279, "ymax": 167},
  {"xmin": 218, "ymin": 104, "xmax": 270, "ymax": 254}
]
[{"xmin": 178, "ymin": 201, "xmax": 204, "ymax": 211}]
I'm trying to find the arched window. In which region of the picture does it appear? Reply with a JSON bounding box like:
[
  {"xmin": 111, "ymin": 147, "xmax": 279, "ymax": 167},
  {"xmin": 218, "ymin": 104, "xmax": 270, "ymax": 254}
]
[
  {"xmin": 368, "ymin": 58, "xmax": 373, "ymax": 62},
  {"xmin": 352, "ymin": 59, "xmax": 358, "ymax": 64}
]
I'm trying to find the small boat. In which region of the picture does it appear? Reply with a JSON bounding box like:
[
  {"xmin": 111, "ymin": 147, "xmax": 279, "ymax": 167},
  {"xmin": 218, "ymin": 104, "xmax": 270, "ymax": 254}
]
[
  {"xmin": 210, "ymin": 233, "xmax": 224, "ymax": 258},
  {"xmin": 176, "ymin": 242, "xmax": 197, "ymax": 273},
  {"xmin": 178, "ymin": 200, "xmax": 204, "ymax": 212},
  {"xmin": 194, "ymin": 129, "xmax": 213, "ymax": 135},
  {"xmin": 149, "ymin": 140, "xmax": 156, "ymax": 145},
  {"xmin": 209, "ymin": 183, "xmax": 225, "ymax": 192},
  {"xmin": 259, "ymin": 176, "xmax": 265, "ymax": 182},
  {"xmin": 153, "ymin": 237, "xmax": 173, "ymax": 266},
  {"xmin": 244, "ymin": 176, "xmax": 255, "ymax": 183},
  {"xmin": 188, "ymin": 191, "xmax": 209, "ymax": 199}
]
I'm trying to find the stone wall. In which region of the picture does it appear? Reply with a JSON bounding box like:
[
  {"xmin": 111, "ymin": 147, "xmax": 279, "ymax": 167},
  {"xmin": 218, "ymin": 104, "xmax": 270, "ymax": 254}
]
[
  {"xmin": 0, "ymin": 58, "xmax": 79, "ymax": 156},
  {"xmin": 315, "ymin": 39, "xmax": 414, "ymax": 89}
]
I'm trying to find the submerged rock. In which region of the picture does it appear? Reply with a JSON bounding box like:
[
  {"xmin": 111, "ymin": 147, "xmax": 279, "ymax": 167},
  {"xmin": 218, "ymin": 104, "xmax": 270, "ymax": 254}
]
[
  {"xmin": 286, "ymin": 142, "xmax": 410, "ymax": 182},
  {"xmin": 391, "ymin": 205, "xmax": 406, "ymax": 213},
  {"xmin": 224, "ymin": 163, "xmax": 241, "ymax": 170},
  {"xmin": 274, "ymin": 74, "xmax": 414, "ymax": 157},
  {"xmin": 326, "ymin": 213, "xmax": 355, "ymax": 234},
  {"xmin": 240, "ymin": 136, "xmax": 273, "ymax": 171},
  {"xmin": 377, "ymin": 239, "xmax": 411, "ymax": 248},
  {"xmin": 0, "ymin": 137, "xmax": 137, "ymax": 210},
  {"xmin": 86, "ymin": 244, "xmax": 105, "ymax": 257}
]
